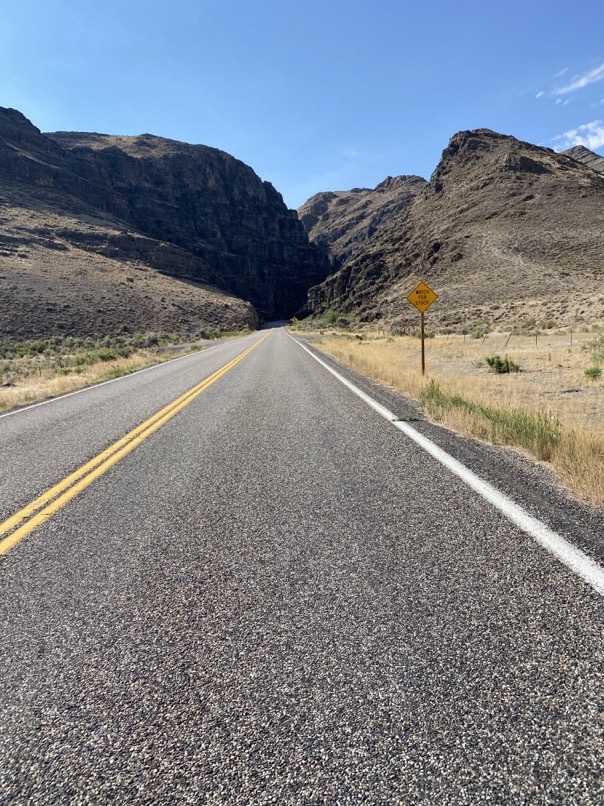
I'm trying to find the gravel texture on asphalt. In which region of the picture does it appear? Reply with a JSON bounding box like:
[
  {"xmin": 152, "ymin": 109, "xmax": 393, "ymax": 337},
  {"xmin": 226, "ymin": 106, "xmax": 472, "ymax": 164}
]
[{"xmin": 1, "ymin": 328, "xmax": 603, "ymax": 804}]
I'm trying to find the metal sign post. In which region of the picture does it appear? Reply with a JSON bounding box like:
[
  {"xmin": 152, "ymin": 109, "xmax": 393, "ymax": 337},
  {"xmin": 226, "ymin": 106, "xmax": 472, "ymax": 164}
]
[
  {"xmin": 406, "ymin": 281, "xmax": 438, "ymax": 375},
  {"xmin": 420, "ymin": 310, "xmax": 426, "ymax": 375}
]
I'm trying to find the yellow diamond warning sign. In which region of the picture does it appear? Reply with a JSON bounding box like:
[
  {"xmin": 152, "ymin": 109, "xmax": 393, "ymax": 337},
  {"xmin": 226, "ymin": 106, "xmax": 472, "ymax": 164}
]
[{"xmin": 407, "ymin": 281, "xmax": 438, "ymax": 313}]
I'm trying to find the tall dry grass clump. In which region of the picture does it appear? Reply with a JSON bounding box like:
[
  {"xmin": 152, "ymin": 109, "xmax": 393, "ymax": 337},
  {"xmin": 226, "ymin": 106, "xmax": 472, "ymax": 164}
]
[
  {"xmin": 555, "ymin": 431, "xmax": 604, "ymax": 506},
  {"xmin": 420, "ymin": 379, "xmax": 562, "ymax": 461}
]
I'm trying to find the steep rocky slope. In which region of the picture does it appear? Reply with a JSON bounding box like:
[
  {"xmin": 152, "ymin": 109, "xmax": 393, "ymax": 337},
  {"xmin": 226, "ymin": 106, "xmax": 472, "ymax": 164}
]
[
  {"xmin": 46, "ymin": 129, "xmax": 330, "ymax": 318},
  {"xmin": 0, "ymin": 107, "xmax": 330, "ymax": 339},
  {"xmin": 564, "ymin": 144, "xmax": 604, "ymax": 174},
  {"xmin": 298, "ymin": 175, "xmax": 426, "ymax": 267},
  {"xmin": 306, "ymin": 130, "xmax": 604, "ymax": 330},
  {"xmin": 0, "ymin": 183, "xmax": 257, "ymax": 340}
]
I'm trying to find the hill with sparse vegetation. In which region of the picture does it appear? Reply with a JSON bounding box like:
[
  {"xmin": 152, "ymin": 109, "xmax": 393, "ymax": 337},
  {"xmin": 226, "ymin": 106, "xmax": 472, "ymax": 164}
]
[
  {"xmin": 301, "ymin": 130, "xmax": 604, "ymax": 332},
  {"xmin": 0, "ymin": 107, "xmax": 331, "ymax": 340}
]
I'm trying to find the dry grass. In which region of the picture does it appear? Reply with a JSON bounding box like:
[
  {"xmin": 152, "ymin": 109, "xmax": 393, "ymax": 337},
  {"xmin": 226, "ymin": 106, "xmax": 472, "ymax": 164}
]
[
  {"xmin": 0, "ymin": 349, "xmax": 191, "ymax": 414},
  {"xmin": 0, "ymin": 329, "xmax": 252, "ymax": 414},
  {"xmin": 310, "ymin": 329, "xmax": 604, "ymax": 507}
]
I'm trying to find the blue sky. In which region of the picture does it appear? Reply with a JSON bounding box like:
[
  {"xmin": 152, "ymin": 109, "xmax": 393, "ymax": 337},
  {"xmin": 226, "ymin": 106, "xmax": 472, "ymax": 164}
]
[{"xmin": 2, "ymin": 0, "xmax": 604, "ymax": 208}]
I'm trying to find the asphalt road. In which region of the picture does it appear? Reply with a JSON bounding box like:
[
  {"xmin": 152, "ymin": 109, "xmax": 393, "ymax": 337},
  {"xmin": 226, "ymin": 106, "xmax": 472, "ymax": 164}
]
[{"xmin": 1, "ymin": 327, "xmax": 603, "ymax": 804}]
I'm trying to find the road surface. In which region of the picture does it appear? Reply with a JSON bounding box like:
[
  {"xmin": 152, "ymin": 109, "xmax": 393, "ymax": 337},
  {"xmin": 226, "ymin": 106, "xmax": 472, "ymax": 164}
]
[{"xmin": 1, "ymin": 327, "xmax": 603, "ymax": 803}]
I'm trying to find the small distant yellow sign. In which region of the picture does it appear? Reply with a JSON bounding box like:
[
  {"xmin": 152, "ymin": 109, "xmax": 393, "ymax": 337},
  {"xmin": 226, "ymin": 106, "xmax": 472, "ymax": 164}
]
[{"xmin": 407, "ymin": 281, "xmax": 438, "ymax": 313}]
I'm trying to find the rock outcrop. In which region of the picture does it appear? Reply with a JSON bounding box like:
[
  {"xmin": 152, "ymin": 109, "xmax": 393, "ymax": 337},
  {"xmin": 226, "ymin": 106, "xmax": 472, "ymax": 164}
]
[
  {"xmin": 563, "ymin": 144, "xmax": 604, "ymax": 174},
  {"xmin": 0, "ymin": 107, "xmax": 331, "ymax": 339},
  {"xmin": 298, "ymin": 175, "xmax": 425, "ymax": 268},
  {"xmin": 306, "ymin": 130, "xmax": 604, "ymax": 329}
]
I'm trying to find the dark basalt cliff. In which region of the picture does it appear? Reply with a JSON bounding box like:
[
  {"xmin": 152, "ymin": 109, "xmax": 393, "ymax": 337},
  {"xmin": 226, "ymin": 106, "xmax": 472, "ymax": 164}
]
[
  {"xmin": 0, "ymin": 107, "xmax": 331, "ymax": 338},
  {"xmin": 298, "ymin": 175, "xmax": 426, "ymax": 270},
  {"xmin": 305, "ymin": 130, "xmax": 604, "ymax": 329},
  {"xmin": 46, "ymin": 130, "xmax": 330, "ymax": 319}
]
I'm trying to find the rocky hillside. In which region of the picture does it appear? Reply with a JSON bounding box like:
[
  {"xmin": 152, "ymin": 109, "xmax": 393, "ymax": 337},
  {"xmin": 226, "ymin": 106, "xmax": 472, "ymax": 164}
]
[
  {"xmin": 298, "ymin": 175, "xmax": 426, "ymax": 267},
  {"xmin": 305, "ymin": 130, "xmax": 604, "ymax": 330},
  {"xmin": 0, "ymin": 107, "xmax": 330, "ymax": 339},
  {"xmin": 0, "ymin": 184, "xmax": 258, "ymax": 340},
  {"xmin": 564, "ymin": 144, "xmax": 604, "ymax": 174}
]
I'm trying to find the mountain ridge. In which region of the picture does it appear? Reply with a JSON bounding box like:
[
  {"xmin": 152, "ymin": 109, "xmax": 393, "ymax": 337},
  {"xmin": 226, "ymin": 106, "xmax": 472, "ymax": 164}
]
[
  {"xmin": 563, "ymin": 144, "xmax": 604, "ymax": 174},
  {"xmin": 3, "ymin": 107, "xmax": 604, "ymax": 340},
  {"xmin": 0, "ymin": 107, "xmax": 331, "ymax": 339},
  {"xmin": 302, "ymin": 130, "xmax": 604, "ymax": 329},
  {"xmin": 298, "ymin": 175, "xmax": 426, "ymax": 270}
]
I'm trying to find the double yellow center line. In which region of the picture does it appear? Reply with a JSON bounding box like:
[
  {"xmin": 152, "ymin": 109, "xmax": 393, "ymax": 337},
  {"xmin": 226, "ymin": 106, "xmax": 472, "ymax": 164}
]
[{"xmin": 0, "ymin": 333, "xmax": 269, "ymax": 556}]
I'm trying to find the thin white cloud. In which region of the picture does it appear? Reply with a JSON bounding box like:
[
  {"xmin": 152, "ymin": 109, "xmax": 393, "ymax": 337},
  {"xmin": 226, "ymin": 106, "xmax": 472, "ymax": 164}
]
[
  {"xmin": 536, "ymin": 90, "xmax": 545, "ymax": 99},
  {"xmin": 554, "ymin": 62, "xmax": 604, "ymax": 95},
  {"xmin": 553, "ymin": 67, "xmax": 568, "ymax": 78},
  {"xmin": 552, "ymin": 120, "xmax": 604, "ymax": 151}
]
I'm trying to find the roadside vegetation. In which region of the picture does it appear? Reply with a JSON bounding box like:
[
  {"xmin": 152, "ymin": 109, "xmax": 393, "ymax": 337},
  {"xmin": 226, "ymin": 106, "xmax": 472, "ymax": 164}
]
[
  {"xmin": 0, "ymin": 329, "xmax": 250, "ymax": 414},
  {"xmin": 302, "ymin": 325, "xmax": 604, "ymax": 507}
]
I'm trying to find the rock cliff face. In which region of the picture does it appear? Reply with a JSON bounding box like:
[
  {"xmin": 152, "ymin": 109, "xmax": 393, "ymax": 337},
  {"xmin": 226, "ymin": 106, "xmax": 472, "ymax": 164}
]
[
  {"xmin": 0, "ymin": 107, "xmax": 331, "ymax": 339},
  {"xmin": 298, "ymin": 175, "xmax": 426, "ymax": 269},
  {"xmin": 305, "ymin": 130, "xmax": 604, "ymax": 329},
  {"xmin": 46, "ymin": 130, "xmax": 330, "ymax": 318},
  {"xmin": 0, "ymin": 190, "xmax": 259, "ymax": 340}
]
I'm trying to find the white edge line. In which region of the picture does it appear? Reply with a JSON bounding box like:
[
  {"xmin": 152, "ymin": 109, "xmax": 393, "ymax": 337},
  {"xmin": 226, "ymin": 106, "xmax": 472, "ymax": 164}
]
[
  {"xmin": 286, "ymin": 330, "xmax": 604, "ymax": 598},
  {"xmin": 0, "ymin": 335, "xmax": 255, "ymax": 420}
]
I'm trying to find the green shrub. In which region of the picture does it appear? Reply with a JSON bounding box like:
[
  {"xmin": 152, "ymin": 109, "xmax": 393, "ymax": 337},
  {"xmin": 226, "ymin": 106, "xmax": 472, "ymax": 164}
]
[
  {"xmin": 486, "ymin": 354, "xmax": 520, "ymax": 373},
  {"xmin": 585, "ymin": 365, "xmax": 602, "ymax": 380},
  {"xmin": 95, "ymin": 347, "xmax": 118, "ymax": 362},
  {"xmin": 29, "ymin": 341, "xmax": 48, "ymax": 354}
]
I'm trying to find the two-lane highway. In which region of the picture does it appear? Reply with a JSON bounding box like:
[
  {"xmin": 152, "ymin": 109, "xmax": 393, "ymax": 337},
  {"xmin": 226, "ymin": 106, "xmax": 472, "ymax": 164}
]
[
  {"xmin": 1, "ymin": 327, "xmax": 603, "ymax": 803},
  {"xmin": 0, "ymin": 332, "xmax": 267, "ymax": 524}
]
